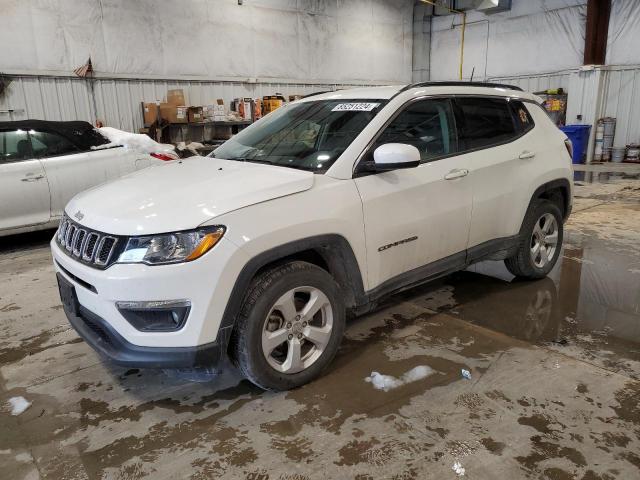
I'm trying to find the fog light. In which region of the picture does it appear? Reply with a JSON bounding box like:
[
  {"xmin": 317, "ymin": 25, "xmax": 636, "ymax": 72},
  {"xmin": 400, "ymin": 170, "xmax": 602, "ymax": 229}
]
[{"xmin": 116, "ymin": 300, "xmax": 191, "ymax": 332}]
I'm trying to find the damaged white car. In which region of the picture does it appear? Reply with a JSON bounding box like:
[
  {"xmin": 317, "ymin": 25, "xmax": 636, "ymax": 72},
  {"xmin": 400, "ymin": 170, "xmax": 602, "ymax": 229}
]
[{"xmin": 0, "ymin": 120, "xmax": 174, "ymax": 237}]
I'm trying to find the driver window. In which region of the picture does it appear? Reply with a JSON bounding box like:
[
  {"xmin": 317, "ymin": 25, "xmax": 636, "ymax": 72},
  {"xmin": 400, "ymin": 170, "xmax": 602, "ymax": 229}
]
[
  {"xmin": 0, "ymin": 130, "xmax": 33, "ymax": 164},
  {"xmin": 29, "ymin": 131, "xmax": 78, "ymax": 157},
  {"xmin": 372, "ymin": 98, "xmax": 456, "ymax": 162}
]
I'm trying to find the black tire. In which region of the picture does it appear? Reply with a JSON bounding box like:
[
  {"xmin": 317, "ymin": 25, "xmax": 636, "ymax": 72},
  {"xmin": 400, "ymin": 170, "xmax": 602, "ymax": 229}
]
[
  {"xmin": 229, "ymin": 261, "xmax": 345, "ymax": 391},
  {"xmin": 505, "ymin": 199, "xmax": 563, "ymax": 279}
]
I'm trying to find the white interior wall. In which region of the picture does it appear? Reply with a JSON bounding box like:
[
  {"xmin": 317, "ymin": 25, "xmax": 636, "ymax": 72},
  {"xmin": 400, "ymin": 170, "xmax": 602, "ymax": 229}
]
[
  {"xmin": 0, "ymin": 0, "xmax": 413, "ymax": 84},
  {"xmin": 430, "ymin": 0, "xmax": 587, "ymax": 81},
  {"xmin": 607, "ymin": 0, "xmax": 640, "ymax": 66},
  {"xmin": 0, "ymin": 0, "xmax": 413, "ymax": 130},
  {"xmin": 434, "ymin": 0, "xmax": 640, "ymax": 154}
]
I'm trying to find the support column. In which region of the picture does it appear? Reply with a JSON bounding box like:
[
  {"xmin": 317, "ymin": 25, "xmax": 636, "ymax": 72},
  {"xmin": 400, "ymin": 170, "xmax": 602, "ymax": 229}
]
[
  {"xmin": 412, "ymin": 2, "xmax": 433, "ymax": 82},
  {"xmin": 583, "ymin": 0, "xmax": 611, "ymax": 65}
]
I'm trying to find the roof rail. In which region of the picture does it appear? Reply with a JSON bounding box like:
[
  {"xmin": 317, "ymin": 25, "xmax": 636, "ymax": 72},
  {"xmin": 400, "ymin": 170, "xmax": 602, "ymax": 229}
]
[
  {"xmin": 301, "ymin": 90, "xmax": 333, "ymax": 99},
  {"xmin": 399, "ymin": 81, "xmax": 524, "ymax": 93}
]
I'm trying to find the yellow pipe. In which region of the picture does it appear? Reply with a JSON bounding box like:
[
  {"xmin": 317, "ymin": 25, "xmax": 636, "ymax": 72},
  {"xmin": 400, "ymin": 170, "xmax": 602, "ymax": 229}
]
[
  {"xmin": 459, "ymin": 12, "xmax": 466, "ymax": 80},
  {"xmin": 419, "ymin": 0, "xmax": 467, "ymax": 80}
]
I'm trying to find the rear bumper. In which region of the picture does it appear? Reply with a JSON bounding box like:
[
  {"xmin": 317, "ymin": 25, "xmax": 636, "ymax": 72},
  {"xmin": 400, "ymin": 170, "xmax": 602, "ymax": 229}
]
[{"xmin": 59, "ymin": 273, "xmax": 231, "ymax": 368}]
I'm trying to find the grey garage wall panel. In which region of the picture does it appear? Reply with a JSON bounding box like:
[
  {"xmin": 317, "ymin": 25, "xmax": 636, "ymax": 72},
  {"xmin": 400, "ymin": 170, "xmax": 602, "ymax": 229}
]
[{"xmin": 0, "ymin": 76, "xmax": 371, "ymax": 133}]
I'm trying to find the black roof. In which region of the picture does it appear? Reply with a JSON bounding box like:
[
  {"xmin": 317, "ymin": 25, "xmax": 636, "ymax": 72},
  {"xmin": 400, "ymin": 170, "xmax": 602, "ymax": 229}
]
[
  {"xmin": 0, "ymin": 120, "xmax": 109, "ymax": 149},
  {"xmin": 400, "ymin": 81, "xmax": 524, "ymax": 92}
]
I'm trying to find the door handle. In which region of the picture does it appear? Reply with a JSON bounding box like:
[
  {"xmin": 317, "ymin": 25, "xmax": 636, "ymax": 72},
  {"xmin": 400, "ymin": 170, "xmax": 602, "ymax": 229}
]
[
  {"xmin": 444, "ymin": 168, "xmax": 469, "ymax": 180},
  {"xmin": 21, "ymin": 175, "xmax": 45, "ymax": 182},
  {"xmin": 519, "ymin": 150, "xmax": 536, "ymax": 160}
]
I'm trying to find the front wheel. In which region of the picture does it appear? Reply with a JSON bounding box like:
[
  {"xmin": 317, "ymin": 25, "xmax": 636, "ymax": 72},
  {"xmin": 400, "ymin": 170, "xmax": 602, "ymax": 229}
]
[
  {"xmin": 230, "ymin": 261, "xmax": 345, "ymax": 391},
  {"xmin": 505, "ymin": 200, "xmax": 563, "ymax": 279}
]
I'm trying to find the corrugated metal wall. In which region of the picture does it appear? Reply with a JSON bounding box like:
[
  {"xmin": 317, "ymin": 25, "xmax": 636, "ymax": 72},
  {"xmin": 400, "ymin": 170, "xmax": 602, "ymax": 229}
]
[
  {"xmin": 493, "ymin": 66, "xmax": 640, "ymax": 149},
  {"xmin": 0, "ymin": 76, "xmax": 372, "ymax": 132},
  {"xmin": 490, "ymin": 72, "xmax": 572, "ymax": 94},
  {"xmin": 4, "ymin": 66, "xmax": 640, "ymax": 151},
  {"xmin": 601, "ymin": 67, "xmax": 640, "ymax": 147}
]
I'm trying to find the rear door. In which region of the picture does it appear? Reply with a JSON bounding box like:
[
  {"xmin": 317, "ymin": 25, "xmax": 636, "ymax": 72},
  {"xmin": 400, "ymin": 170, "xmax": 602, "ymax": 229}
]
[
  {"xmin": 453, "ymin": 97, "xmax": 536, "ymax": 251},
  {"xmin": 0, "ymin": 129, "xmax": 51, "ymax": 231},
  {"xmin": 354, "ymin": 97, "xmax": 473, "ymax": 290}
]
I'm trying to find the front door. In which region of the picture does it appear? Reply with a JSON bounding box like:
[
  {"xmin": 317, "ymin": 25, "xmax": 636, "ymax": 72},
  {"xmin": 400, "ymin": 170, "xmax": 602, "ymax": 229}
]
[
  {"xmin": 0, "ymin": 129, "xmax": 51, "ymax": 232},
  {"xmin": 354, "ymin": 97, "xmax": 473, "ymax": 291}
]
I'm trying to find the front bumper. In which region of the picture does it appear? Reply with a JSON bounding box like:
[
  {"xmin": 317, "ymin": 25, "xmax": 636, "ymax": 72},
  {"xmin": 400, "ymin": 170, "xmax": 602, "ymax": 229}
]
[
  {"xmin": 51, "ymin": 230, "xmax": 249, "ymax": 364},
  {"xmin": 59, "ymin": 271, "xmax": 232, "ymax": 368}
]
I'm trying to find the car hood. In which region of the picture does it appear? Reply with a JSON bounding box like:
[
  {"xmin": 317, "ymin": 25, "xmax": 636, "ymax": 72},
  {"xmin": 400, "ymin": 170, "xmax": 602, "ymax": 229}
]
[{"xmin": 65, "ymin": 157, "xmax": 315, "ymax": 235}]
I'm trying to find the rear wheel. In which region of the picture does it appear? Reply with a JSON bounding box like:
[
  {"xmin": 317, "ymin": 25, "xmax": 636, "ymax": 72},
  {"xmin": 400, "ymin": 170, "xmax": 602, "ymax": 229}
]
[
  {"xmin": 505, "ymin": 200, "xmax": 563, "ymax": 279},
  {"xmin": 230, "ymin": 261, "xmax": 345, "ymax": 391}
]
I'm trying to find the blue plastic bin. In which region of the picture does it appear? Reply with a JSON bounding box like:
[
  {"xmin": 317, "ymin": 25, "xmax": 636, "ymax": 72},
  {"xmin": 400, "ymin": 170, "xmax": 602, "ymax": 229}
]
[{"xmin": 559, "ymin": 125, "xmax": 591, "ymax": 164}]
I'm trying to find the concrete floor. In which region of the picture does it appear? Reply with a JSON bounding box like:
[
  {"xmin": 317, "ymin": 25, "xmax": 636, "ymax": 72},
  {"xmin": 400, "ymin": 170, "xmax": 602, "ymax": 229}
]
[{"xmin": 1, "ymin": 168, "xmax": 639, "ymax": 480}]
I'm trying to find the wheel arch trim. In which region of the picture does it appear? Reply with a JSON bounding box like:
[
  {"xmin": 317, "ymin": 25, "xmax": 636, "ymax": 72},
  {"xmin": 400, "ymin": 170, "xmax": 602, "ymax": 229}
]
[
  {"xmin": 525, "ymin": 178, "xmax": 572, "ymax": 225},
  {"xmin": 218, "ymin": 234, "xmax": 366, "ymax": 335}
]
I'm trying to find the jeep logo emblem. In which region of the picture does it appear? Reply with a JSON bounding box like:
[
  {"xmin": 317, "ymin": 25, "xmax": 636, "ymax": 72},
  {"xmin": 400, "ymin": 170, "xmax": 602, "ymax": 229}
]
[{"xmin": 74, "ymin": 210, "xmax": 84, "ymax": 221}]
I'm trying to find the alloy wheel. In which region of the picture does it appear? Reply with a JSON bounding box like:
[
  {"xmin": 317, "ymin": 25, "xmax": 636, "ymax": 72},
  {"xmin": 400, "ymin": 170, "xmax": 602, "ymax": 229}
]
[
  {"xmin": 530, "ymin": 212, "xmax": 559, "ymax": 268},
  {"xmin": 261, "ymin": 286, "xmax": 333, "ymax": 374}
]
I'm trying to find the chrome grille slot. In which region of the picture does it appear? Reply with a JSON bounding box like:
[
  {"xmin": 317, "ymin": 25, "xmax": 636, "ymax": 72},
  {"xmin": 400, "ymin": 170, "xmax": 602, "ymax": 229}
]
[
  {"xmin": 65, "ymin": 225, "xmax": 76, "ymax": 251},
  {"xmin": 95, "ymin": 236, "xmax": 117, "ymax": 266},
  {"xmin": 56, "ymin": 214, "xmax": 121, "ymax": 269},
  {"xmin": 57, "ymin": 219, "xmax": 68, "ymax": 242},
  {"xmin": 73, "ymin": 229, "xmax": 87, "ymax": 256},
  {"xmin": 82, "ymin": 233, "xmax": 99, "ymax": 261}
]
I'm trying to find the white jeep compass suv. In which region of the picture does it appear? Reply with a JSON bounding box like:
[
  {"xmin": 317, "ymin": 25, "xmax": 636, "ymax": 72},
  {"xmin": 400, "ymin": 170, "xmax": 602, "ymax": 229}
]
[{"xmin": 52, "ymin": 83, "xmax": 573, "ymax": 391}]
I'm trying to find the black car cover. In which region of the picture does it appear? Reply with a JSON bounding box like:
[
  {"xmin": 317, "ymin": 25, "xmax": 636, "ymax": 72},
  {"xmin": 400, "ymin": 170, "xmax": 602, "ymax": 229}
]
[{"xmin": 0, "ymin": 120, "xmax": 109, "ymax": 150}]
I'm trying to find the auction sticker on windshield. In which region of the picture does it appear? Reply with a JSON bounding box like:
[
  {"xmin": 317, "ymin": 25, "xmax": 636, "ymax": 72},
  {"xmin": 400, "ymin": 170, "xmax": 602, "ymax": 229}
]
[{"xmin": 332, "ymin": 103, "xmax": 380, "ymax": 112}]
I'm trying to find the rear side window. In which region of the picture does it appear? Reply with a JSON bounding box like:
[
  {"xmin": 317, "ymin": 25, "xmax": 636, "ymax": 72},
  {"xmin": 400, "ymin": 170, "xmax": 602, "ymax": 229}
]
[
  {"xmin": 509, "ymin": 100, "xmax": 535, "ymax": 134},
  {"xmin": 372, "ymin": 98, "xmax": 456, "ymax": 162},
  {"xmin": 453, "ymin": 97, "xmax": 517, "ymax": 151},
  {"xmin": 30, "ymin": 131, "xmax": 79, "ymax": 157},
  {"xmin": 0, "ymin": 130, "xmax": 32, "ymax": 163}
]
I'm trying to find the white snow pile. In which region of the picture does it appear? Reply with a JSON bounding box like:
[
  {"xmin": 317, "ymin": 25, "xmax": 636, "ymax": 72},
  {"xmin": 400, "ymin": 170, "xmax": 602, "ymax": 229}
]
[
  {"xmin": 93, "ymin": 127, "xmax": 175, "ymax": 155},
  {"xmin": 364, "ymin": 365, "xmax": 434, "ymax": 392},
  {"xmin": 7, "ymin": 396, "xmax": 31, "ymax": 416},
  {"xmin": 176, "ymin": 141, "xmax": 205, "ymax": 156},
  {"xmin": 452, "ymin": 461, "xmax": 465, "ymax": 476}
]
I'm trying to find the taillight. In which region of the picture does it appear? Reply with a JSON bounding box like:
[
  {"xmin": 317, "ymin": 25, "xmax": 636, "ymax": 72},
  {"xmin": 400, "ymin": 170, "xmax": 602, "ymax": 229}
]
[
  {"xmin": 151, "ymin": 152, "xmax": 178, "ymax": 161},
  {"xmin": 564, "ymin": 138, "xmax": 573, "ymax": 159}
]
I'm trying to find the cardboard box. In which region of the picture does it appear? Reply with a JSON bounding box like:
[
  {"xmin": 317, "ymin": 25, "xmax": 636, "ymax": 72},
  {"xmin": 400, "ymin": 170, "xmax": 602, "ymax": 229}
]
[
  {"xmin": 160, "ymin": 103, "xmax": 188, "ymax": 124},
  {"xmin": 166, "ymin": 89, "xmax": 186, "ymax": 106},
  {"xmin": 143, "ymin": 102, "xmax": 159, "ymax": 125},
  {"xmin": 203, "ymin": 104, "xmax": 225, "ymax": 118},
  {"xmin": 188, "ymin": 106, "xmax": 204, "ymax": 123},
  {"xmin": 233, "ymin": 97, "xmax": 253, "ymax": 121},
  {"xmin": 263, "ymin": 95, "xmax": 285, "ymax": 114},
  {"xmin": 204, "ymin": 100, "xmax": 227, "ymax": 122}
]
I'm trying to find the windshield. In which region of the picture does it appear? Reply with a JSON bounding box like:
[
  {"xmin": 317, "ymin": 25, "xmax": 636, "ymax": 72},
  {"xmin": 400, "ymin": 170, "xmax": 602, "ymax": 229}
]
[{"xmin": 209, "ymin": 99, "xmax": 387, "ymax": 172}]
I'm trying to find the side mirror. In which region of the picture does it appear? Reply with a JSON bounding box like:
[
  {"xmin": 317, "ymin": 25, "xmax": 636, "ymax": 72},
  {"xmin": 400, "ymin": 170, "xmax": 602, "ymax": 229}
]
[{"xmin": 373, "ymin": 143, "xmax": 420, "ymax": 171}]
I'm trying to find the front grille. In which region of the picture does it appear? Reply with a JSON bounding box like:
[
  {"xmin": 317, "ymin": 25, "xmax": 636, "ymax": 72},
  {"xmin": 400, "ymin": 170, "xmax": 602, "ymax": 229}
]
[{"xmin": 56, "ymin": 214, "xmax": 123, "ymax": 269}]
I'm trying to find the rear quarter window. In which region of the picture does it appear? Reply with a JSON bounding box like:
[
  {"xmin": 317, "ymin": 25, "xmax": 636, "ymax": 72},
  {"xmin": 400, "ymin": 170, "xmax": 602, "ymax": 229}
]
[
  {"xmin": 509, "ymin": 100, "xmax": 535, "ymax": 134},
  {"xmin": 453, "ymin": 97, "xmax": 518, "ymax": 151}
]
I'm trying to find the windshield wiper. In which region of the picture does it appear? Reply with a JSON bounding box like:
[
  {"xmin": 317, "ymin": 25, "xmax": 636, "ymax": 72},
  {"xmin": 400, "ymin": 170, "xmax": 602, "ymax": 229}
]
[{"xmin": 224, "ymin": 157, "xmax": 273, "ymax": 165}]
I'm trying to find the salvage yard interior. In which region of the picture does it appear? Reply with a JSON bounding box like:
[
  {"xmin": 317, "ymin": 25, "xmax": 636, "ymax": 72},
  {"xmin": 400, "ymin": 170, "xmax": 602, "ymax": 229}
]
[{"xmin": 1, "ymin": 1, "xmax": 640, "ymax": 479}]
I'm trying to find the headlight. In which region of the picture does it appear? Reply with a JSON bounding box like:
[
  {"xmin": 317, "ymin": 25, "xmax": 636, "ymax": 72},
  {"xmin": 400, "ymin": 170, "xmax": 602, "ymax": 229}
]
[{"xmin": 117, "ymin": 226, "xmax": 225, "ymax": 265}]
